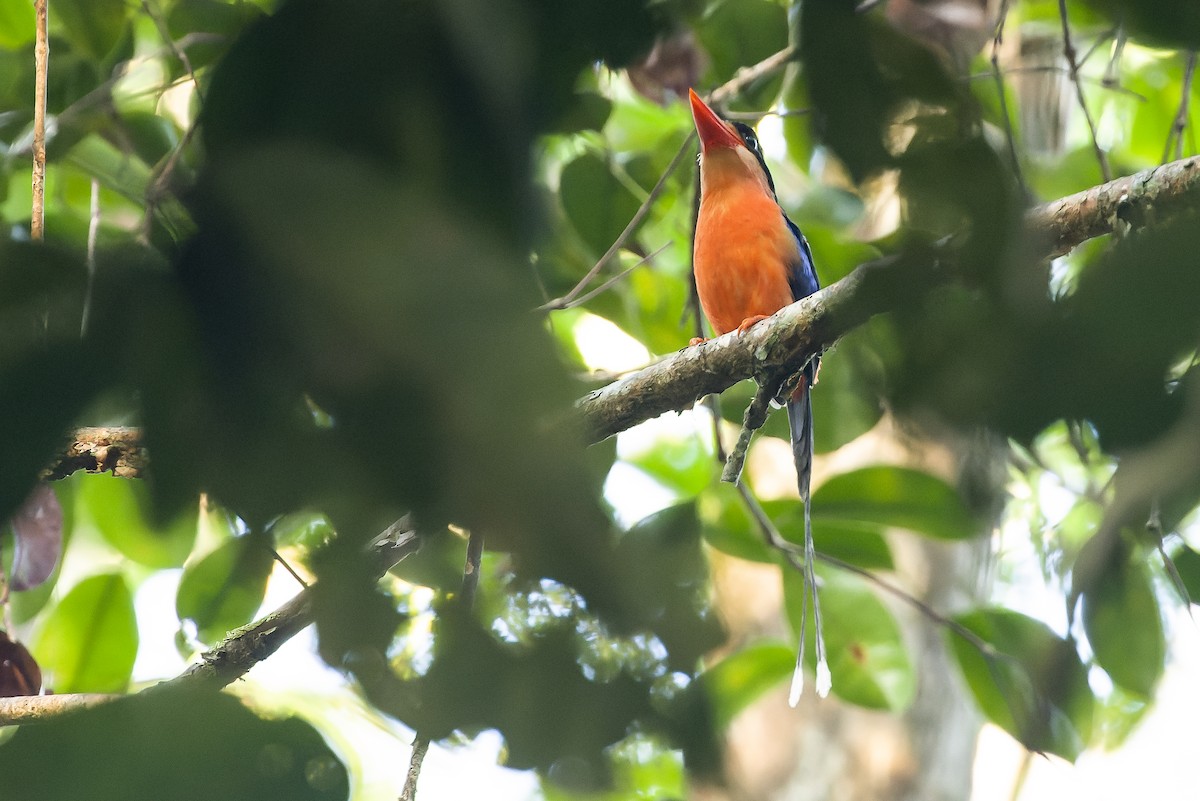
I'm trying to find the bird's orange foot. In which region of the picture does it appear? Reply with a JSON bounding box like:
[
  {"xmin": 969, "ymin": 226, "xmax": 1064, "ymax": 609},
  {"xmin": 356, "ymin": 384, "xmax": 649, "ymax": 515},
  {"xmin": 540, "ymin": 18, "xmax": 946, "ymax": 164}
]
[
  {"xmin": 689, "ymin": 336, "xmax": 708, "ymax": 347},
  {"xmin": 735, "ymin": 315, "xmax": 771, "ymax": 335}
]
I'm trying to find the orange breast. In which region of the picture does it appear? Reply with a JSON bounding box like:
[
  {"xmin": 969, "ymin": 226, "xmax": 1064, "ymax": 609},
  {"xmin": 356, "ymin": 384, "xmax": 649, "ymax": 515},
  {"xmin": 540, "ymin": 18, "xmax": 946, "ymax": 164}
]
[{"xmin": 693, "ymin": 183, "xmax": 799, "ymax": 336}]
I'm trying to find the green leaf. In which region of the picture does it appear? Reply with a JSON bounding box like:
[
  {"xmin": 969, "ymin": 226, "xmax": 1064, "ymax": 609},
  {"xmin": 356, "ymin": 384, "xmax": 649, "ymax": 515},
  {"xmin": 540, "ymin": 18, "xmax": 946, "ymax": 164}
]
[
  {"xmin": 0, "ymin": 0, "xmax": 35, "ymax": 49},
  {"xmin": 54, "ymin": 0, "xmax": 128, "ymax": 61},
  {"xmin": 176, "ymin": 535, "xmax": 274, "ymax": 643},
  {"xmin": 699, "ymin": 484, "xmax": 894, "ymax": 569},
  {"xmin": 1082, "ymin": 558, "xmax": 1165, "ymax": 697},
  {"xmin": 559, "ymin": 152, "xmax": 641, "ymax": 257},
  {"xmin": 33, "ymin": 572, "xmax": 137, "ymax": 693},
  {"xmin": 699, "ymin": 641, "xmax": 793, "ymax": 729},
  {"xmin": 812, "ymin": 466, "xmax": 979, "ymax": 540},
  {"xmin": 949, "ymin": 608, "xmax": 1094, "ymax": 761},
  {"xmin": 79, "ymin": 475, "xmax": 196, "ymax": 568},
  {"xmin": 624, "ymin": 432, "xmax": 714, "ymax": 496},
  {"xmin": 784, "ymin": 566, "xmax": 914, "ymax": 711},
  {"xmin": 1173, "ymin": 546, "xmax": 1200, "ymax": 604},
  {"xmin": 0, "ymin": 690, "xmax": 348, "ymax": 801},
  {"xmin": 268, "ymin": 510, "xmax": 335, "ymax": 551}
]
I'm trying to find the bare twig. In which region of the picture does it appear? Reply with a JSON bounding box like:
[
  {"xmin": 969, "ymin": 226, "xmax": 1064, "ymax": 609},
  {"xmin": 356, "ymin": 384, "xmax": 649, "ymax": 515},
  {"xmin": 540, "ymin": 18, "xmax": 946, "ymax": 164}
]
[
  {"xmin": 400, "ymin": 738, "xmax": 429, "ymax": 801},
  {"xmin": 708, "ymin": 46, "xmax": 797, "ymax": 107},
  {"xmin": 1164, "ymin": 51, "xmax": 1197, "ymax": 164},
  {"xmin": 1057, "ymin": 0, "xmax": 1112, "ymax": 181},
  {"xmin": 967, "ymin": 65, "xmax": 1146, "ymax": 101},
  {"xmin": 142, "ymin": 0, "xmax": 205, "ymax": 104},
  {"xmin": 720, "ymin": 375, "xmax": 784, "ymax": 485},
  {"xmin": 31, "ymin": 0, "xmax": 48, "ymax": 241},
  {"xmin": 991, "ymin": 0, "xmax": 1026, "ymax": 193},
  {"xmin": 537, "ymin": 241, "xmax": 671, "ymax": 312}
]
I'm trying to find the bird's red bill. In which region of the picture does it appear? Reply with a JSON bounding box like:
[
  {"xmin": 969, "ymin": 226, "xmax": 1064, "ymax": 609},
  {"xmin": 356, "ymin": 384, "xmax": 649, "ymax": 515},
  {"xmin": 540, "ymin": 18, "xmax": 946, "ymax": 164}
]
[{"xmin": 689, "ymin": 88, "xmax": 742, "ymax": 152}]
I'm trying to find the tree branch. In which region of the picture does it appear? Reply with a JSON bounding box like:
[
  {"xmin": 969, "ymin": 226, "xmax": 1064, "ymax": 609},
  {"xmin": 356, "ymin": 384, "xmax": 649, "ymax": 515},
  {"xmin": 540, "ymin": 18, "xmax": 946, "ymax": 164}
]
[
  {"xmin": 0, "ymin": 519, "xmax": 421, "ymax": 725},
  {"xmin": 578, "ymin": 155, "xmax": 1200, "ymax": 443}
]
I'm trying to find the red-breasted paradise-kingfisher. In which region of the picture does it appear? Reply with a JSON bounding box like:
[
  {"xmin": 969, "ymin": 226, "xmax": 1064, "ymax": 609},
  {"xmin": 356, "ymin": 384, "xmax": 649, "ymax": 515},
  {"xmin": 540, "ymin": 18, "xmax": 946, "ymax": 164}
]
[{"xmin": 688, "ymin": 88, "xmax": 828, "ymax": 705}]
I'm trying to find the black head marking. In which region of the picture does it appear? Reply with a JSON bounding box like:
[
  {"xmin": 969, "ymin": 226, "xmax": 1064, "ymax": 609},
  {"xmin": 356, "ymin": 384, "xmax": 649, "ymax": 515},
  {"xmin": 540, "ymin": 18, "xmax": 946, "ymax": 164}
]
[{"xmin": 732, "ymin": 121, "xmax": 776, "ymax": 195}]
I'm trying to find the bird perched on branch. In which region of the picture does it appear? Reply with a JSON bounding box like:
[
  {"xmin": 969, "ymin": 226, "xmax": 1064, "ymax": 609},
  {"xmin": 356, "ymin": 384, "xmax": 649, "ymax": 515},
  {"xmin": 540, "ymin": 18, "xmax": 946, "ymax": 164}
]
[{"xmin": 688, "ymin": 88, "xmax": 827, "ymax": 705}]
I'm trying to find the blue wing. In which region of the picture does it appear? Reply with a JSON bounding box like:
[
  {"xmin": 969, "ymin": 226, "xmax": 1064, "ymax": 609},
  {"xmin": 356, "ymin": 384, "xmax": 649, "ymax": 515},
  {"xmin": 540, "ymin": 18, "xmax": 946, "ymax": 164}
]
[{"xmin": 784, "ymin": 215, "xmax": 820, "ymax": 302}]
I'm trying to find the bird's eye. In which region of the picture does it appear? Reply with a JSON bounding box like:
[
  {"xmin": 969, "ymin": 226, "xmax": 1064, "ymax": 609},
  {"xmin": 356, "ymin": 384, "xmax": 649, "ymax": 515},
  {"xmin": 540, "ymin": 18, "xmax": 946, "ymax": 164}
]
[{"xmin": 742, "ymin": 131, "xmax": 760, "ymax": 155}]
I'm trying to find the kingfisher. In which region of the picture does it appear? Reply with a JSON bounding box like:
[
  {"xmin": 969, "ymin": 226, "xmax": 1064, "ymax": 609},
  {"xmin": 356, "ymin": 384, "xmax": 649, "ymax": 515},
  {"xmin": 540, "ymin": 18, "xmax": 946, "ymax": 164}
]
[{"xmin": 688, "ymin": 88, "xmax": 828, "ymax": 704}]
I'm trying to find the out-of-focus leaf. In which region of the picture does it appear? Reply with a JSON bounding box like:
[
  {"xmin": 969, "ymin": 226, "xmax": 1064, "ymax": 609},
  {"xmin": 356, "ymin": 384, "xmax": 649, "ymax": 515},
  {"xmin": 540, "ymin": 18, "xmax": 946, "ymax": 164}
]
[
  {"xmin": 1082, "ymin": 557, "xmax": 1165, "ymax": 697},
  {"xmin": 388, "ymin": 526, "xmax": 466, "ymax": 592},
  {"xmin": 79, "ymin": 475, "xmax": 196, "ymax": 568},
  {"xmin": 1173, "ymin": 546, "xmax": 1200, "ymax": 604},
  {"xmin": 1083, "ymin": 0, "xmax": 1200, "ymax": 49},
  {"xmin": 560, "ymin": 152, "xmax": 641, "ymax": 257},
  {"xmin": 0, "ymin": 0, "xmax": 35, "ymax": 49},
  {"xmin": 0, "ymin": 690, "xmax": 348, "ymax": 801},
  {"xmin": 0, "ymin": 630, "xmax": 40, "ymax": 696},
  {"xmin": 176, "ymin": 534, "xmax": 274, "ymax": 643},
  {"xmin": 696, "ymin": 0, "xmax": 788, "ymax": 111},
  {"xmin": 34, "ymin": 572, "xmax": 137, "ymax": 693},
  {"xmin": 784, "ymin": 566, "xmax": 914, "ymax": 711},
  {"xmin": 698, "ymin": 641, "xmax": 792, "ymax": 729},
  {"xmin": 8, "ymin": 483, "xmax": 62, "ymax": 591},
  {"xmin": 949, "ymin": 608, "xmax": 1094, "ymax": 761},
  {"xmin": 269, "ymin": 510, "xmax": 335, "ymax": 551},
  {"xmin": 624, "ymin": 433, "xmax": 714, "ymax": 496},
  {"xmin": 812, "ymin": 466, "xmax": 980, "ymax": 540},
  {"xmin": 167, "ymin": 0, "xmax": 264, "ymax": 73},
  {"xmin": 54, "ymin": 0, "xmax": 128, "ymax": 60},
  {"xmin": 615, "ymin": 502, "xmax": 725, "ymax": 669}
]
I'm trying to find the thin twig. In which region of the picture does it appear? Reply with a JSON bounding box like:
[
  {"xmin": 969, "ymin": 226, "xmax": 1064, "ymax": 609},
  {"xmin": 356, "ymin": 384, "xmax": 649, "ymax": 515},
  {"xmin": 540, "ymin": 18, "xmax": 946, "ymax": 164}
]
[
  {"xmin": 142, "ymin": 0, "xmax": 205, "ymax": 104},
  {"xmin": 967, "ymin": 66, "xmax": 1146, "ymax": 101},
  {"xmin": 141, "ymin": 121, "xmax": 200, "ymax": 242},
  {"xmin": 990, "ymin": 0, "xmax": 1026, "ymax": 193},
  {"xmin": 708, "ymin": 45, "xmax": 797, "ymax": 107},
  {"xmin": 720, "ymin": 374, "xmax": 784, "ymax": 484},
  {"xmin": 546, "ymin": 136, "xmax": 693, "ymax": 310},
  {"xmin": 81, "ymin": 179, "xmax": 100, "ymax": 337},
  {"xmin": 400, "ymin": 738, "xmax": 429, "ymax": 801},
  {"xmin": 1164, "ymin": 51, "xmax": 1197, "ymax": 164},
  {"xmin": 537, "ymin": 241, "xmax": 670, "ymax": 312},
  {"xmin": 1057, "ymin": 0, "xmax": 1112, "ymax": 181},
  {"xmin": 31, "ymin": 0, "xmax": 48, "ymax": 241}
]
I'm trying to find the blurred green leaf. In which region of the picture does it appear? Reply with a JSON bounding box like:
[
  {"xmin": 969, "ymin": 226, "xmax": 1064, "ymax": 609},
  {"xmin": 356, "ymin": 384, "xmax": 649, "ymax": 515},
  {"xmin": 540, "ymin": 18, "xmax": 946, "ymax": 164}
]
[
  {"xmin": 785, "ymin": 566, "xmax": 914, "ymax": 711},
  {"xmin": 616, "ymin": 502, "xmax": 725, "ymax": 669},
  {"xmin": 560, "ymin": 152, "xmax": 641, "ymax": 257},
  {"xmin": 699, "ymin": 641, "xmax": 793, "ymax": 729},
  {"xmin": 0, "ymin": 0, "xmax": 35, "ymax": 49},
  {"xmin": 1173, "ymin": 545, "xmax": 1200, "ymax": 603},
  {"xmin": 388, "ymin": 527, "xmax": 466, "ymax": 592},
  {"xmin": 79, "ymin": 475, "xmax": 196, "ymax": 568},
  {"xmin": 1082, "ymin": 558, "xmax": 1165, "ymax": 697},
  {"xmin": 812, "ymin": 466, "xmax": 979, "ymax": 540},
  {"xmin": 624, "ymin": 433, "xmax": 713, "ymax": 496},
  {"xmin": 176, "ymin": 534, "xmax": 274, "ymax": 643},
  {"xmin": 696, "ymin": 0, "xmax": 788, "ymax": 110},
  {"xmin": 1083, "ymin": 0, "xmax": 1200, "ymax": 49},
  {"xmin": 54, "ymin": 0, "xmax": 128, "ymax": 61},
  {"xmin": 0, "ymin": 690, "xmax": 348, "ymax": 801},
  {"xmin": 269, "ymin": 510, "xmax": 335, "ymax": 551},
  {"xmin": 949, "ymin": 608, "xmax": 1094, "ymax": 760},
  {"xmin": 34, "ymin": 572, "xmax": 137, "ymax": 693}
]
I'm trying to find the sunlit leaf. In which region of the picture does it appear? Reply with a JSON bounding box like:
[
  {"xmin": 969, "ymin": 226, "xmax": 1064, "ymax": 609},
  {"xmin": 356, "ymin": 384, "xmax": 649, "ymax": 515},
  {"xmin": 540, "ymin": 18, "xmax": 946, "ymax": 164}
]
[
  {"xmin": 79, "ymin": 475, "xmax": 196, "ymax": 568},
  {"xmin": 176, "ymin": 534, "xmax": 274, "ymax": 643},
  {"xmin": 1082, "ymin": 558, "xmax": 1165, "ymax": 697},
  {"xmin": 34, "ymin": 572, "xmax": 137, "ymax": 693},
  {"xmin": 949, "ymin": 608, "xmax": 1094, "ymax": 761},
  {"xmin": 0, "ymin": 0, "xmax": 35, "ymax": 49}
]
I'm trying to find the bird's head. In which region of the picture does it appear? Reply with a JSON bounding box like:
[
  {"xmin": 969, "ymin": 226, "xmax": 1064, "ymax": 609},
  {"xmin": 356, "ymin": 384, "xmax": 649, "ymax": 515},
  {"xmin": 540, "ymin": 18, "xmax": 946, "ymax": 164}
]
[{"xmin": 688, "ymin": 88, "xmax": 777, "ymax": 197}]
